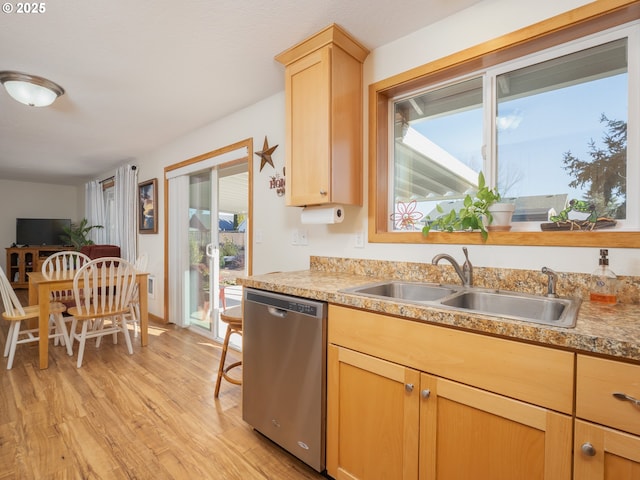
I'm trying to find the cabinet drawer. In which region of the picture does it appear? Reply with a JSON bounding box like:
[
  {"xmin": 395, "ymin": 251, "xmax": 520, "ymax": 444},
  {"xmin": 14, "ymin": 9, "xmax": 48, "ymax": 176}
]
[
  {"xmin": 576, "ymin": 355, "xmax": 640, "ymax": 436},
  {"xmin": 328, "ymin": 305, "xmax": 574, "ymax": 414}
]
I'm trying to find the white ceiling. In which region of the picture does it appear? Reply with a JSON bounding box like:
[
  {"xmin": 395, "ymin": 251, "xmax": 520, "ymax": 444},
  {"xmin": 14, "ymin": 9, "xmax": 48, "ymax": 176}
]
[{"xmin": 0, "ymin": 0, "xmax": 481, "ymax": 186}]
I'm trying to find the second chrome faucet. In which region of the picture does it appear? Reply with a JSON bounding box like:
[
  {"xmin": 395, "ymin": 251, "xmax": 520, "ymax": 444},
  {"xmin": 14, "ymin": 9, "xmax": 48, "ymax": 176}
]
[{"xmin": 432, "ymin": 246, "xmax": 473, "ymax": 286}]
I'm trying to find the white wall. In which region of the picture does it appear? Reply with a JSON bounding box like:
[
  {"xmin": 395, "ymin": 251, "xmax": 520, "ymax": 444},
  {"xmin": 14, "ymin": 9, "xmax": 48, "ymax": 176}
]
[
  {"xmin": 135, "ymin": 92, "xmax": 311, "ymax": 317},
  {"xmin": 299, "ymin": 0, "xmax": 640, "ymax": 277},
  {"xmin": 0, "ymin": 179, "xmax": 83, "ymax": 271},
  {"xmin": 132, "ymin": 0, "xmax": 639, "ymax": 320}
]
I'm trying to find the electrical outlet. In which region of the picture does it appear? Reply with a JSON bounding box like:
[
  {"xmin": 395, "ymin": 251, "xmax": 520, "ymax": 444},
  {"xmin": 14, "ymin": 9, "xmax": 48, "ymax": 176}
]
[
  {"xmin": 355, "ymin": 231, "xmax": 365, "ymax": 248},
  {"xmin": 299, "ymin": 229, "xmax": 308, "ymax": 245},
  {"xmin": 291, "ymin": 229, "xmax": 299, "ymax": 245}
]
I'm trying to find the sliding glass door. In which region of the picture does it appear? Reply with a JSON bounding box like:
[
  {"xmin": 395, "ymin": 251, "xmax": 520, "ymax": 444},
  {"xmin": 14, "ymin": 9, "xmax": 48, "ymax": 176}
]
[
  {"xmin": 187, "ymin": 169, "xmax": 215, "ymax": 332},
  {"xmin": 166, "ymin": 140, "xmax": 251, "ymax": 345},
  {"xmin": 188, "ymin": 163, "xmax": 248, "ymax": 343}
]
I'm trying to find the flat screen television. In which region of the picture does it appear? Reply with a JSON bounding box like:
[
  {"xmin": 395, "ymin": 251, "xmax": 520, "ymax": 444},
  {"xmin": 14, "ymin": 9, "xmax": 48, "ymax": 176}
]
[{"xmin": 16, "ymin": 218, "xmax": 71, "ymax": 246}]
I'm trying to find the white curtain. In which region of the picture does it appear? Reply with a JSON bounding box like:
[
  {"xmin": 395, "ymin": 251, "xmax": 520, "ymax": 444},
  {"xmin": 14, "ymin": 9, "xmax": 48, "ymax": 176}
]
[
  {"xmin": 113, "ymin": 165, "xmax": 138, "ymax": 262},
  {"xmin": 84, "ymin": 180, "xmax": 107, "ymax": 244}
]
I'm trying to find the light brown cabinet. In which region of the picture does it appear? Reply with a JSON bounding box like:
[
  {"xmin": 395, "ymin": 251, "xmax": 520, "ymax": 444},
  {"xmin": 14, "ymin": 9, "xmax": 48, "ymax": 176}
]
[
  {"xmin": 574, "ymin": 355, "xmax": 640, "ymax": 479},
  {"xmin": 419, "ymin": 373, "xmax": 572, "ymax": 480},
  {"xmin": 6, "ymin": 246, "xmax": 65, "ymax": 288},
  {"xmin": 327, "ymin": 305, "xmax": 574, "ymax": 480},
  {"xmin": 328, "ymin": 345, "xmax": 420, "ymax": 479},
  {"xmin": 275, "ymin": 24, "xmax": 368, "ymax": 207}
]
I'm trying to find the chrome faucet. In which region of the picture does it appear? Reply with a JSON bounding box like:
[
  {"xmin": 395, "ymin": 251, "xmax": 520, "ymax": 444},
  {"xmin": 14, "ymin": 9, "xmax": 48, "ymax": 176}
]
[
  {"xmin": 541, "ymin": 267, "xmax": 558, "ymax": 298},
  {"xmin": 432, "ymin": 247, "xmax": 473, "ymax": 286}
]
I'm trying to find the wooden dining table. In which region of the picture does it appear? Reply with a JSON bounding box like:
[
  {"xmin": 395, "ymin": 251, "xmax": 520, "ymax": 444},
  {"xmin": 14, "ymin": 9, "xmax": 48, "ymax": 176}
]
[{"xmin": 28, "ymin": 269, "xmax": 149, "ymax": 369}]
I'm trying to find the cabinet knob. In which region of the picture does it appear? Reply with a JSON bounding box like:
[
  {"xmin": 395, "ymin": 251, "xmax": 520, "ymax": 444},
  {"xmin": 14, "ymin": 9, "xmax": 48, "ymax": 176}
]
[
  {"xmin": 319, "ymin": 190, "xmax": 327, "ymax": 196},
  {"xmin": 581, "ymin": 442, "xmax": 596, "ymax": 457},
  {"xmin": 405, "ymin": 383, "xmax": 414, "ymax": 393},
  {"xmin": 421, "ymin": 389, "xmax": 431, "ymax": 399}
]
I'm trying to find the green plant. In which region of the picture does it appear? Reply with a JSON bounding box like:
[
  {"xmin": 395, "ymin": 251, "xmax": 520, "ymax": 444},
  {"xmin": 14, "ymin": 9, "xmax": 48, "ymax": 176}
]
[
  {"xmin": 60, "ymin": 218, "xmax": 103, "ymax": 250},
  {"xmin": 219, "ymin": 236, "xmax": 239, "ymax": 268},
  {"xmin": 220, "ymin": 236, "xmax": 239, "ymax": 257},
  {"xmin": 422, "ymin": 171, "xmax": 501, "ymax": 241}
]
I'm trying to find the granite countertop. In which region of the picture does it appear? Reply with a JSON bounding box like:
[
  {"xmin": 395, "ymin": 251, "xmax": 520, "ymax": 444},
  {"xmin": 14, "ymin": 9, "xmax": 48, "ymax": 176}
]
[{"xmin": 238, "ymin": 267, "xmax": 640, "ymax": 364}]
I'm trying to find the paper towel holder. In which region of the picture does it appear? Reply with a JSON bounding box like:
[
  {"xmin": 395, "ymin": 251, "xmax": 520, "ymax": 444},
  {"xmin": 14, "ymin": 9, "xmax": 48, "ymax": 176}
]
[{"xmin": 300, "ymin": 204, "xmax": 345, "ymax": 224}]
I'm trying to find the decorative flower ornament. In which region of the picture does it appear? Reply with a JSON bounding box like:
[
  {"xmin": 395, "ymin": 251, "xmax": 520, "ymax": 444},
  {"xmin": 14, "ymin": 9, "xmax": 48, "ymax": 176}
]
[{"xmin": 391, "ymin": 200, "xmax": 423, "ymax": 230}]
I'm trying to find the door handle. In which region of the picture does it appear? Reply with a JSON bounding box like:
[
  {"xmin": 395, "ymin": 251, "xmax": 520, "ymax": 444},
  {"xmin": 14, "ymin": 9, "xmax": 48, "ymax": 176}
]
[
  {"xmin": 613, "ymin": 392, "xmax": 640, "ymax": 407},
  {"xmin": 267, "ymin": 306, "xmax": 287, "ymax": 318}
]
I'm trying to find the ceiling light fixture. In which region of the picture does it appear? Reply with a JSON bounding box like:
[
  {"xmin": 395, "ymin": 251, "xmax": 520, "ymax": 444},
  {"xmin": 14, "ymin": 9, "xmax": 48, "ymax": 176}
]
[{"xmin": 0, "ymin": 71, "xmax": 65, "ymax": 107}]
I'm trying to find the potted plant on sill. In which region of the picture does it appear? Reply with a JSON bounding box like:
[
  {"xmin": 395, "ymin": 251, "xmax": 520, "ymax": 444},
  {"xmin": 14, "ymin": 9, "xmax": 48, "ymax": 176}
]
[
  {"xmin": 422, "ymin": 171, "xmax": 513, "ymax": 240},
  {"xmin": 487, "ymin": 201, "xmax": 516, "ymax": 232}
]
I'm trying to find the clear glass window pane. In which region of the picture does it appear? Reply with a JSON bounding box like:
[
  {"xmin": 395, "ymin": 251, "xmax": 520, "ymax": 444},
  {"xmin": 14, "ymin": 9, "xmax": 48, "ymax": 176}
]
[
  {"xmin": 188, "ymin": 170, "xmax": 212, "ymax": 330},
  {"xmin": 392, "ymin": 77, "xmax": 483, "ymax": 231},
  {"xmin": 102, "ymin": 185, "xmax": 115, "ymax": 243},
  {"xmin": 496, "ymin": 38, "xmax": 628, "ymax": 222}
]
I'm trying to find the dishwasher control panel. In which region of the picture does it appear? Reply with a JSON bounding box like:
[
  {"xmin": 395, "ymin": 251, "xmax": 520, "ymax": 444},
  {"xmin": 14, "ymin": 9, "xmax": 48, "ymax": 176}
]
[{"xmin": 245, "ymin": 290, "xmax": 322, "ymax": 317}]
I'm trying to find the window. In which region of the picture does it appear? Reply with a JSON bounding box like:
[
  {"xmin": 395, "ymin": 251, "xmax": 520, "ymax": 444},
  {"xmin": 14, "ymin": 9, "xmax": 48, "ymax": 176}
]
[
  {"xmin": 494, "ymin": 37, "xmax": 629, "ymax": 225},
  {"xmin": 103, "ymin": 182, "xmax": 116, "ymax": 244},
  {"xmin": 390, "ymin": 29, "xmax": 633, "ymax": 232},
  {"xmin": 393, "ymin": 77, "xmax": 484, "ymax": 231},
  {"xmin": 371, "ymin": 2, "xmax": 640, "ymax": 247}
]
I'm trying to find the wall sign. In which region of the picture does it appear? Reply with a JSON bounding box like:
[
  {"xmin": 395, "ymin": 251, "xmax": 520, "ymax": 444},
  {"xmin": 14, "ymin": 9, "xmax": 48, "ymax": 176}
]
[{"xmin": 270, "ymin": 167, "xmax": 286, "ymax": 196}]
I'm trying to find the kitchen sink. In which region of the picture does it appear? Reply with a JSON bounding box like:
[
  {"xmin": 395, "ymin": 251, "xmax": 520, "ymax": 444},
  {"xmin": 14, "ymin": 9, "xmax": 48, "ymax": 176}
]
[
  {"xmin": 341, "ymin": 281, "xmax": 460, "ymax": 302},
  {"xmin": 439, "ymin": 289, "xmax": 580, "ymax": 327},
  {"xmin": 340, "ymin": 281, "xmax": 581, "ymax": 328}
]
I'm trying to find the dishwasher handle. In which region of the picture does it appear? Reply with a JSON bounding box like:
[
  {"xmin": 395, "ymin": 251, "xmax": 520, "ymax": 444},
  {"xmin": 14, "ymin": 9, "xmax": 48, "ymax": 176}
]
[{"xmin": 267, "ymin": 306, "xmax": 288, "ymax": 318}]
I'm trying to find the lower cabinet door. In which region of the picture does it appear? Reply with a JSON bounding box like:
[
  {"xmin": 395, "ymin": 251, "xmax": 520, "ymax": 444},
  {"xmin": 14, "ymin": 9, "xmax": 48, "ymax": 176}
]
[
  {"xmin": 574, "ymin": 420, "xmax": 640, "ymax": 479},
  {"xmin": 327, "ymin": 345, "xmax": 420, "ymax": 480},
  {"xmin": 419, "ymin": 373, "xmax": 572, "ymax": 480}
]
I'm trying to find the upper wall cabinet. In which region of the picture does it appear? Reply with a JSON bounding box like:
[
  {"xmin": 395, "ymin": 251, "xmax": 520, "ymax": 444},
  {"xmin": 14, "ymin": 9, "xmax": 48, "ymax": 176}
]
[{"xmin": 276, "ymin": 24, "xmax": 369, "ymax": 207}]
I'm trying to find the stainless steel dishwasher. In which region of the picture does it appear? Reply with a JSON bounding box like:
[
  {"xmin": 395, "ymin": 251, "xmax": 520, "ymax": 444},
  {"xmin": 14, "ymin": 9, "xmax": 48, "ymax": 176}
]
[{"xmin": 242, "ymin": 288, "xmax": 327, "ymax": 472}]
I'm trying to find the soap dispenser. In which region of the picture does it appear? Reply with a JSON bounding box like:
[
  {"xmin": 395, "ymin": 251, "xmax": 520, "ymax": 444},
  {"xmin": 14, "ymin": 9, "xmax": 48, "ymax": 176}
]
[{"xmin": 589, "ymin": 249, "xmax": 617, "ymax": 304}]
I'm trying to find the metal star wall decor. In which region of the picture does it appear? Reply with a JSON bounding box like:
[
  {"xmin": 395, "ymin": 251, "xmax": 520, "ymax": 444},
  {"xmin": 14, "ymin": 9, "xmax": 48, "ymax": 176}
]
[{"xmin": 255, "ymin": 136, "xmax": 278, "ymax": 171}]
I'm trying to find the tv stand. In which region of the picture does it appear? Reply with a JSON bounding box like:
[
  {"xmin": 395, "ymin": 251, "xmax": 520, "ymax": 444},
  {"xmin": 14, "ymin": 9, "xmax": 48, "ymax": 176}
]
[{"xmin": 5, "ymin": 246, "xmax": 67, "ymax": 289}]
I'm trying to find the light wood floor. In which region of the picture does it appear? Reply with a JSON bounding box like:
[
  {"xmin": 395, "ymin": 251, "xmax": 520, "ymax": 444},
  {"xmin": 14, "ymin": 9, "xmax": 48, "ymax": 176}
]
[{"xmin": 0, "ymin": 295, "xmax": 328, "ymax": 479}]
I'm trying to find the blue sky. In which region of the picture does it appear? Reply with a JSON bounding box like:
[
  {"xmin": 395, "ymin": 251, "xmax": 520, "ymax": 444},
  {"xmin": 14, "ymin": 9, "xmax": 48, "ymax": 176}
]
[{"xmin": 412, "ymin": 73, "xmax": 627, "ymax": 201}]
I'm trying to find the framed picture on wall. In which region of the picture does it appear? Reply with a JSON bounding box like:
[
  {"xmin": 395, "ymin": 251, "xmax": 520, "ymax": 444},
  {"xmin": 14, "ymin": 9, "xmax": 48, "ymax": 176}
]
[{"xmin": 138, "ymin": 178, "xmax": 158, "ymax": 234}]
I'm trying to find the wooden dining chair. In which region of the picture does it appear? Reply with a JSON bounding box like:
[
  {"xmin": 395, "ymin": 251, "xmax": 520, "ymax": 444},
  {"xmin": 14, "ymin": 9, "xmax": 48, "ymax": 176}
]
[
  {"xmin": 42, "ymin": 250, "xmax": 91, "ymax": 276},
  {"xmin": 41, "ymin": 250, "xmax": 91, "ymax": 307},
  {"xmin": 42, "ymin": 250, "xmax": 91, "ymax": 345},
  {"xmin": 66, "ymin": 257, "xmax": 138, "ymax": 368},
  {"xmin": 0, "ymin": 266, "xmax": 72, "ymax": 370}
]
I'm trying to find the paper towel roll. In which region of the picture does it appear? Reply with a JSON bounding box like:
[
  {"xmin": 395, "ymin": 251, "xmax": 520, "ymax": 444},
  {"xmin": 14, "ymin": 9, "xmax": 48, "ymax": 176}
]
[{"xmin": 300, "ymin": 205, "xmax": 345, "ymax": 224}]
